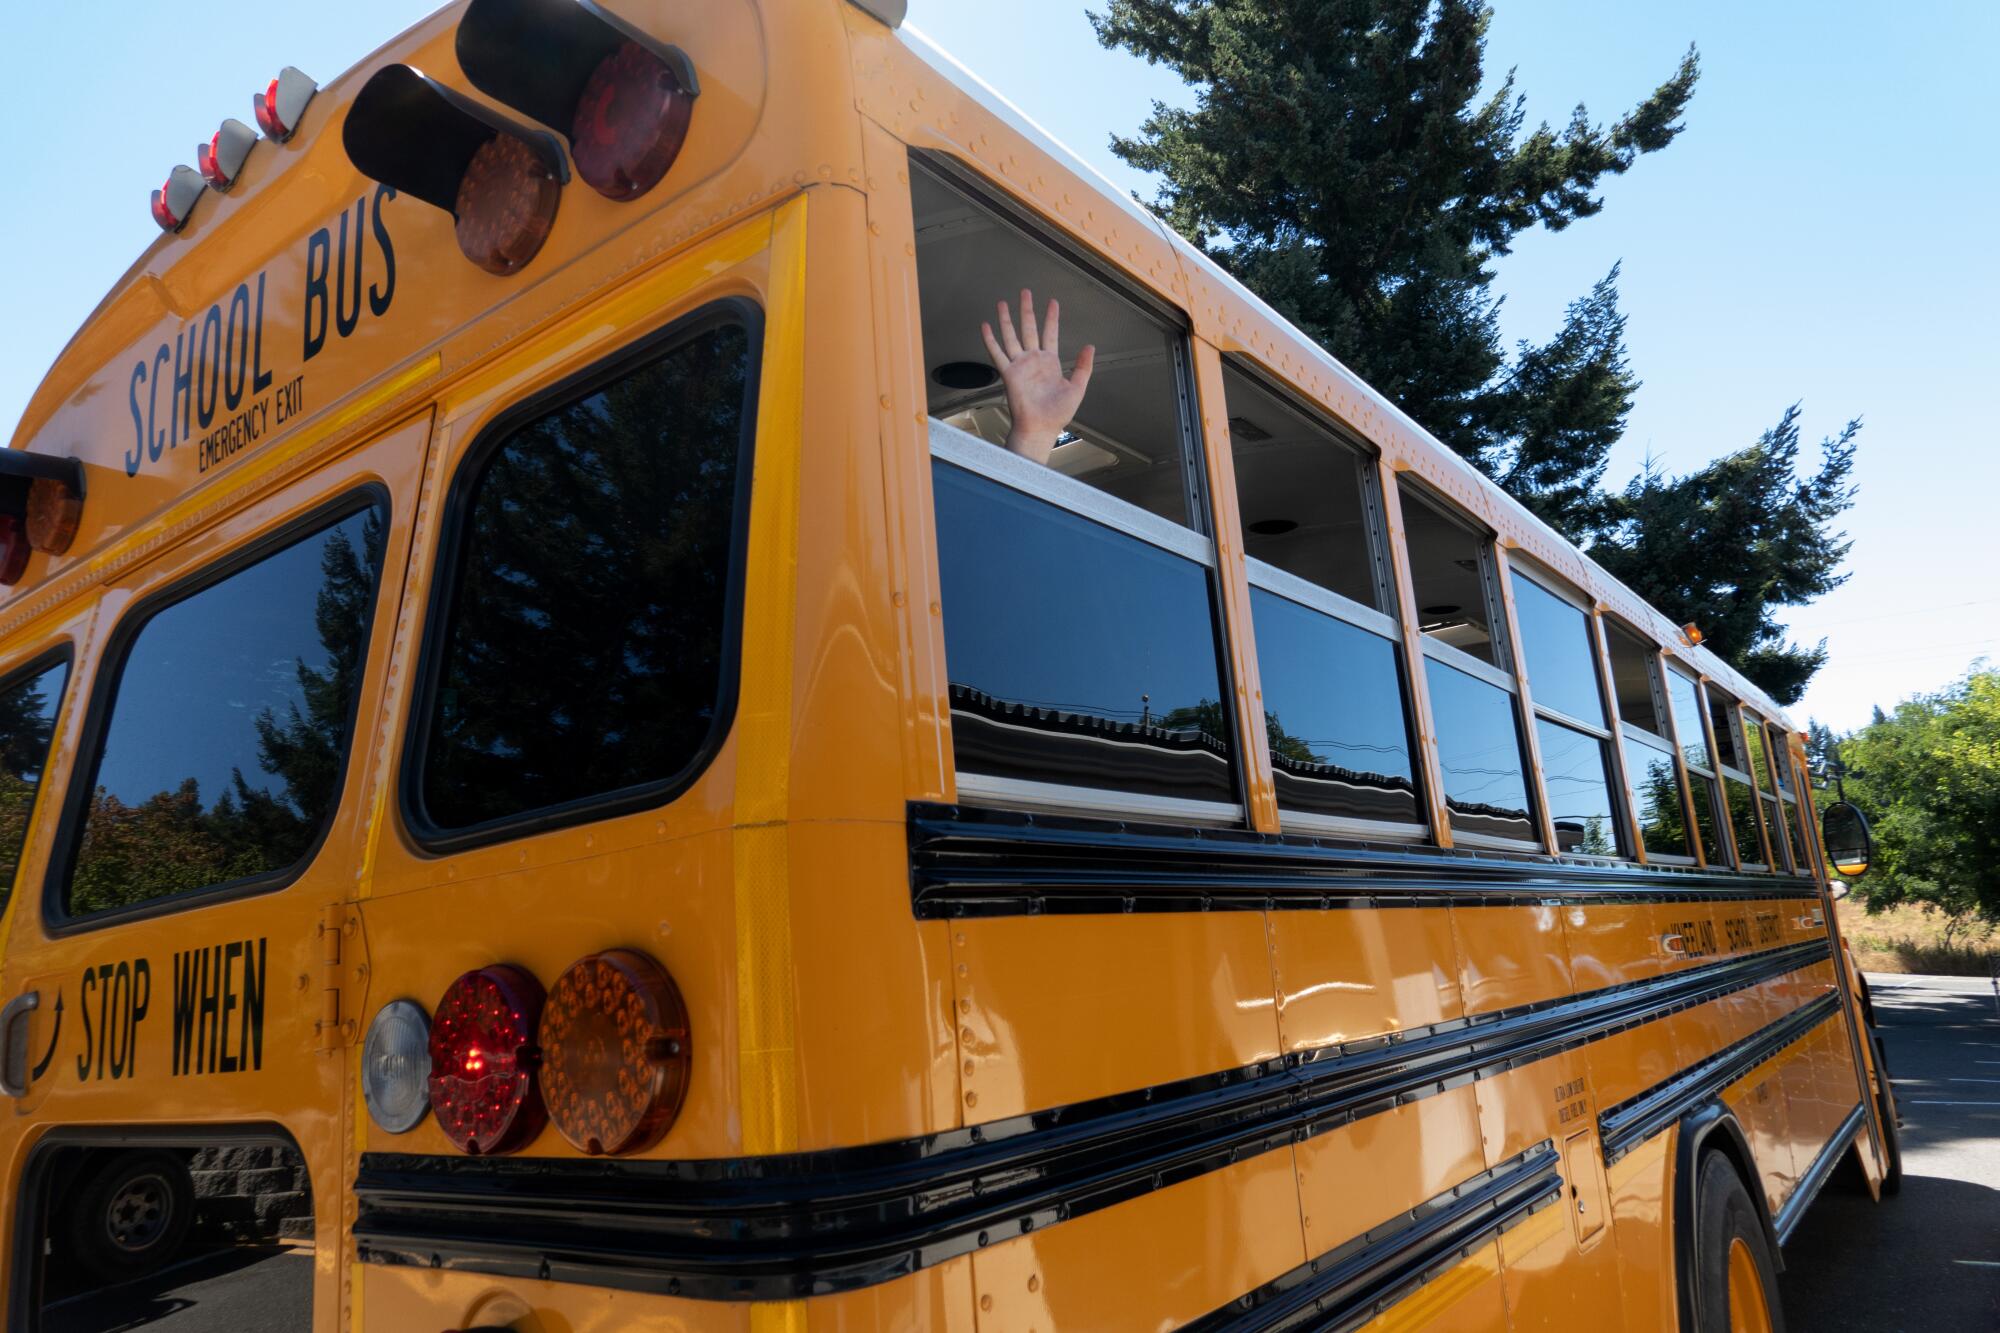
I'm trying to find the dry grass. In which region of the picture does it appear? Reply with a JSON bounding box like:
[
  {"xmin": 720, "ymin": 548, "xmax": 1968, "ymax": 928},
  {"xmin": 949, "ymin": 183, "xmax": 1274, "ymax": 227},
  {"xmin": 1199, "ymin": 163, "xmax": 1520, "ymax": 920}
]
[{"xmin": 1837, "ymin": 898, "xmax": 2000, "ymax": 977}]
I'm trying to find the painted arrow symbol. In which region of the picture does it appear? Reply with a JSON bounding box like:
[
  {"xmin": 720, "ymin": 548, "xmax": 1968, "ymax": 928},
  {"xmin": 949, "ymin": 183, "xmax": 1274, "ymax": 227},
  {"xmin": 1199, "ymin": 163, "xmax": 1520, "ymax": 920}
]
[{"xmin": 29, "ymin": 990, "xmax": 60, "ymax": 1083}]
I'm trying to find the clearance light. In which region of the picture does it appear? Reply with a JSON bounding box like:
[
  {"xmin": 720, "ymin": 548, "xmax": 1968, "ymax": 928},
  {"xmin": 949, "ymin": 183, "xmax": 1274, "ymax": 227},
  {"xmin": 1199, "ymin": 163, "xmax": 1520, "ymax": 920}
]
[
  {"xmin": 197, "ymin": 119, "xmax": 258, "ymax": 191},
  {"xmin": 428, "ymin": 965, "xmax": 547, "ymax": 1154},
  {"xmin": 538, "ymin": 949, "xmax": 691, "ymax": 1156},
  {"xmin": 458, "ymin": 0, "xmax": 699, "ymax": 201},
  {"xmin": 149, "ymin": 165, "xmax": 205, "ymax": 233},
  {"xmin": 342, "ymin": 63, "xmax": 569, "ymax": 276},
  {"xmin": 253, "ymin": 66, "xmax": 318, "ymax": 142},
  {"xmin": 362, "ymin": 999, "xmax": 433, "ymax": 1134},
  {"xmin": 1681, "ymin": 622, "xmax": 1705, "ymax": 647}
]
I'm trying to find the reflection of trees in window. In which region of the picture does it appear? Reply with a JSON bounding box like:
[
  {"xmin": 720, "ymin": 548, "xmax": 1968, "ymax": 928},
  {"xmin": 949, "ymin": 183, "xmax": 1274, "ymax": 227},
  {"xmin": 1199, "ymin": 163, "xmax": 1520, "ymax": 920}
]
[
  {"xmin": 420, "ymin": 323, "xmax": 752, "ymax": 831},
  {"xmin": 0, "ymin": 663, "xmax": 67, "ymax": 897},
  {"xmin": 67, "ymin": 512, "xmax": 384, "ymax": 917}
]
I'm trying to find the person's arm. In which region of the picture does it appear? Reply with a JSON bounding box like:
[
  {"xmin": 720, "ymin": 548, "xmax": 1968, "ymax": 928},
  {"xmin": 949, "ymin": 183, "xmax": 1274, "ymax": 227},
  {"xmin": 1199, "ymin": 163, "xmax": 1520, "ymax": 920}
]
[{"xmin": 980, "ymin": 288, "xmax": 1096, "ymax": 465}]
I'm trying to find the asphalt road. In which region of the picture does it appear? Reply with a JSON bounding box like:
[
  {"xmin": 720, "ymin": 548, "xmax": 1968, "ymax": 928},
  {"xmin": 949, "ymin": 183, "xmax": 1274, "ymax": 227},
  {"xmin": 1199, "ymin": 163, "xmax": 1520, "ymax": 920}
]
[
  {"xmin": 39, "ymin": 1245, "xmax": 309, "ymax": 1332},
  {"xmin": 1778, "ymin": 972, "xmax": 2000, "ymax": 1331}
]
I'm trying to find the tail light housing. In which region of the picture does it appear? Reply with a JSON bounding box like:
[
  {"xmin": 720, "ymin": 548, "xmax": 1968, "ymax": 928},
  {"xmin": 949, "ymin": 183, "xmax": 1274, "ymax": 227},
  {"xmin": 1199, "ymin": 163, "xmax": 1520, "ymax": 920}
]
[
  {"xmin": 428, "ymin": 965, "xmax": 546, "ymax": 1154},
  {"xmin": 150, "ymin": 165, "xmax": 205, "ymax": 233},
  {"xmin": 253, "ymin": 65, "xmax": 317, "ymax": 142},
  {"xmin": 342, "ymin": 63, "xmax": 568, "ymax": 275},
  {"xmin": 197, "ymin": 119, "xmax": 258, "ymax": 191},
  {"xmin": 539, "ymin": 949, "xmax": 691, "ymax": 1156},
  {"xmin": 458, "ymin": 0, "xmax": 698, "ymax": 201}
]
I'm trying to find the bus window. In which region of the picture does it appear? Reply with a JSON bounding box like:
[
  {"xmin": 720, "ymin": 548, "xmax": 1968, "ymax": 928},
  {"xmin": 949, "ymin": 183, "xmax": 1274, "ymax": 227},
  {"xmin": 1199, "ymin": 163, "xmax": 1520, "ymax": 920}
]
[
  {"xmin": 0, "ymin": 653, "xmax": 69, "ymax": 911},
  {"xmin": 1398, "ymin": 489, "xmax": 1533, "ymax": 846},
  {"xmin": 1665, "ymin": 667, "xmax": 1726, "ymax": 865},
  {"xmin": 1767, "ymin": 724, "xmax": 1815, "ymax": 874},
  {"xmin": 913, "ymin": 163, "xmax": 1196, "ymax": 527},
  {"xmin": 1706, "ymin": 689, "xmax": 1768, "ymax": 869},
  {"xmin": 1604, "ymin": 623, "xmax": 1690, "ymax": 861},
  {"xmin": 1744, "ymin": 714, "xmax": 1793, "ymax": 871},
  {"xmin": 917, "ymin": 163, "xmax": 1237, "ymax": 818},
  {"xmin": 1226, "ymin": 364, "xmax": 1386, "ymax": 611},
  {"xmin": 410, "ymin": 312, "xmax": 757, "ymax": 842},
  {"xmin": 1511, "ymin": 570, "xmax": 1624, "ymax": 857},
  {"xmin": 1223, "ymin": 363, "xmax": 1420, "ymax": 834},
  {"xmin": 59, "ymin": 503, "xmax": 385, "ymax": 919}
]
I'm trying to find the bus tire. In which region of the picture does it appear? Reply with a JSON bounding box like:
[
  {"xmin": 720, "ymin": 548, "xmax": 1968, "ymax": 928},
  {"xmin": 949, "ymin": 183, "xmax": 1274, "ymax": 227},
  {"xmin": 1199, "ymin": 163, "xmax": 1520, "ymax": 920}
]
[
  {"xmin": 64, "ymin": 1150, "xmax": 195, "ymax": 1282},
  {"xmin": 1870, "ymin": 1031, "xmax": 1904, "ymax": 1196},
  {"xmin": 1692, "ymin": 1152, "xmax": 1786, "ymax": 1333}
]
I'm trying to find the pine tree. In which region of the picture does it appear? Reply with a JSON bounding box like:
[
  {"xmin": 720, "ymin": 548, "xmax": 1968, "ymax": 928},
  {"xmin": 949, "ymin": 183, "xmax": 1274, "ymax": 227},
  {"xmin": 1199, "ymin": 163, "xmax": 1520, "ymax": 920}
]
[
  {"xmin": 1090, "ymin": 0, "xmax": 1693, "ymax": 531},
  {"xmin": 1589, "ymin": 408, "xmax": 1858, "ymax": 705},
  {"xmin": 1092, "ymin": 0, "xmax": 1860, "ymax": 702}
]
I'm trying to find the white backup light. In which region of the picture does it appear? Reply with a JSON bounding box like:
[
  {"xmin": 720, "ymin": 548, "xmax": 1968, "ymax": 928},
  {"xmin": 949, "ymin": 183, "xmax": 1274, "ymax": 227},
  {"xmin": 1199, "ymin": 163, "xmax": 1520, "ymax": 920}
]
[{"xmin": 362, "ymin": 999, "xmax": 434, "ymax": 1134}]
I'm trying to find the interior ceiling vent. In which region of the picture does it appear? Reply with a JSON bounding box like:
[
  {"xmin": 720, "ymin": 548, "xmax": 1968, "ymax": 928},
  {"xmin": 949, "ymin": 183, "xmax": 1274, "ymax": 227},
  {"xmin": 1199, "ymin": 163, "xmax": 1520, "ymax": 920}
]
[{"xmin": 1228, "ymin": 415, "xmax": 1272, "ymax": 443}]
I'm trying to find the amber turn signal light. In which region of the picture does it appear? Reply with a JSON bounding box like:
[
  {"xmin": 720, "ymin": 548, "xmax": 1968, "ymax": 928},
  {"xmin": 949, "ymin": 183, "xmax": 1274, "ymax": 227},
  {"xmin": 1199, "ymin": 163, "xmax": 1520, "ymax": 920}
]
[{"xmin": 539, "ymin": 948, "xmax": 691, "ymax": 1156}]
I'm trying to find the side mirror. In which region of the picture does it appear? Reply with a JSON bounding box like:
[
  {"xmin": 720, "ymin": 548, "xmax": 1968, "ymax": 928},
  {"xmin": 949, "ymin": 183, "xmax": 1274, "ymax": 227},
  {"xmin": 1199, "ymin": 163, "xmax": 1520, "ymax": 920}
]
[{"xmin": 1820, "ymin": 801, "xmax": 1873, "ymax": 880}]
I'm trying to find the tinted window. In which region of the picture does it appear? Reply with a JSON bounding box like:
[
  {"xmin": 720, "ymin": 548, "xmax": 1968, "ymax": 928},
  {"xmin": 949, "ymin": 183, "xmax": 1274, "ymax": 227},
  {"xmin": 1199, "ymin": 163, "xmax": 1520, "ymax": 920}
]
[
  {"xmin": 417, "ymin": 319, "xmax": 754, "ymax": 834},
  {"xmin": 1787, "ymin": 797, "xmax": 1815, "ymax": 875},
  {"xmin": 66, "ymin": 507, "xmax": 384, "ymax": 917},
  {"xmin": 1666, "ymin": 671, "xmax": 1710, "ymax": 771},
  {"xmin": 1514, "ymin": 576, "xmax": 1604, "ymax": 725},
  {"xmin": 1623, "ymin": 730, "xmax": 1689, "ymax": 858},
  {"xmin": 1228, "ymin": 366, "xmax": 1380, "ymax": 610},
  {"xmin": 1536, "ymin": 719, "xmax": 1623, "ymax": 856},
  {"xmin": 934, "ymin": 461, "xmax": 1234, "ymax": 804},
  {"xmin": 1724, "ymin": 776, "xmax": 1765, "ymax": 867},
  {"xmin": 1251, "ymin": 587, "xmax": 1419, "ymax": 825},
  {"xmin": 1424, "ymin": 659, "xmax": 1533, "ymax": 843},
  {"xmin": 1404, "ymin": 494, "xmax": 1500, "ymax": 666},
  {"xmin": 1691, "ymin": 780, "xmax": 1724, "ymax": 865},
  {"xmin": 0, "ymin": 658, "xmax": 69, "ymax": 906}
]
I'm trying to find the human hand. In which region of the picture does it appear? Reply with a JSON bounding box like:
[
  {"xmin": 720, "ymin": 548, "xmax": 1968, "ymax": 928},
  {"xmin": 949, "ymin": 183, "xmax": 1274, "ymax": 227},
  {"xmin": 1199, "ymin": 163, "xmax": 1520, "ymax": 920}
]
[{"xmin": 980, "ymin": 288, "xmax": 1096, "ymax": 465}]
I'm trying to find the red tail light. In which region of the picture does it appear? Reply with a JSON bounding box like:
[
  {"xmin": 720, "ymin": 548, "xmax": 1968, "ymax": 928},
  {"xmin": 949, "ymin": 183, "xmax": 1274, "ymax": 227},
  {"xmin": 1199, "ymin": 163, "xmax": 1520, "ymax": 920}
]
[
  {"xmin": 428, "ymin": 965, "xmax": 546, "ymax": 1154},
  {"xmin": 539, "ymin": 949, "xmax": 691, "ymax": 1156}
]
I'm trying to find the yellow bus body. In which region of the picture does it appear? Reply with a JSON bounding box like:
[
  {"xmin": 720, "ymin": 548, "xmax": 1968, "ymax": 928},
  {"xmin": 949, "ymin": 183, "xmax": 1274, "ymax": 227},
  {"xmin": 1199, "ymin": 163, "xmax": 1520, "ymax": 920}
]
[{"xmin": 0, "ymin": 2, "xmax": 1891, "ymax": 1329}]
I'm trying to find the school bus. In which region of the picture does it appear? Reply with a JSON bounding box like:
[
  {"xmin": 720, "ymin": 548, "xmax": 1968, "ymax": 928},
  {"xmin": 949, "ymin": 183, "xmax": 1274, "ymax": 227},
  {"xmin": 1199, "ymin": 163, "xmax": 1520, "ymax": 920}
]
[{"xmin": 0, "ymin": 1, "xmax": 1901, "ymax": 1329}]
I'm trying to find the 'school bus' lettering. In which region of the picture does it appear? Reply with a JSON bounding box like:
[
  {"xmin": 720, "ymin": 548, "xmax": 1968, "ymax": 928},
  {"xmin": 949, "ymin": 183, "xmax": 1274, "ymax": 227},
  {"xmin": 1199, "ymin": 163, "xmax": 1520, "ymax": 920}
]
[{"xmin": 0, "ymin": 2, "xmax": 1892, "ymax": 1328}]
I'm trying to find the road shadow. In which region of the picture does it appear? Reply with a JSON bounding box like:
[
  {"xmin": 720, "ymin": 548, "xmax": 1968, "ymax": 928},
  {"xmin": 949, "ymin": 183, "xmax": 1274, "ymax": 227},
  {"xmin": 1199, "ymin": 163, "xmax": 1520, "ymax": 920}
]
[{"xmin": 1779, "ymin": 1172, "xmax": 2000, "ymax": 1331}]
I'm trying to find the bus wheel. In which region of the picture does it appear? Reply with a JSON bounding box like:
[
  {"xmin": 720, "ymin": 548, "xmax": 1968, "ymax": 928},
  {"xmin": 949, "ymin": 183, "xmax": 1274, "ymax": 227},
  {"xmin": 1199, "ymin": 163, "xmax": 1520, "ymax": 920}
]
[
  {"xmin": 1692, "ymin": 1152, "xmax": 1786, "ymax": 1333},
  {"xmin": 1870, "ymin": 1031, "xmax": 1904, "ymax": 1196},
  {"xmin": 65, "ymin": 1150, "xmax": 195, "ymax": 1282}
]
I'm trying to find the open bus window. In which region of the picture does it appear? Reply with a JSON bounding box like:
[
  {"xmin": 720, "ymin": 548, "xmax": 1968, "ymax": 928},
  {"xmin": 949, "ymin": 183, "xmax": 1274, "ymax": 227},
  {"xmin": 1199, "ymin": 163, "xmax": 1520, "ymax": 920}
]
[
  {"xmin": 0, "ymin": 654, "xmax": 69, "ymax": 912},
  {"xmin": 913, "ymin": 162, "xmax": 1196, "ymax": 527},
  {"xmin": 1665, "ymin": 668, "xmax": 1726, "ymax": 866},
  {"xmin": 1401, "ymin": 491, "xmax": 1504, "ymax": 667},
  {"xmin": 914, "ymin": 159, "xmax": 1237, "ymax": 817},
  {"xmin": 1603, "ymin": 623, "xmax": 1691, "ymax": 860},
  {"xmin": 59, "ymin": 504, "xmax": 385, "ymax": 919},
  {"xmin": 1221, "ymin": 362, "xmax": 1421, "ymax": 834},
  {"xmin": 411, "ymin": 311, "xmax": 756, "ymax": 841},
  {"xmin": 28, "ymin": 1138, "xmax": 311, "ymax": 1330}
]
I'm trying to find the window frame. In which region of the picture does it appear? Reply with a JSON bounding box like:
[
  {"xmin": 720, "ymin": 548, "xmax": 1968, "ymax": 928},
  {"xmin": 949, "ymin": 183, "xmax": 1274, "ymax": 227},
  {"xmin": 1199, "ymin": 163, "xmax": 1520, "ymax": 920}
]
[
  {"xmin": 0, "ymin": 644, "xmax": 74, "ymax": 924},
  {"xmin": 1223, "ymin": 357, "xmax": 1423, "ymax": 841},
  {"xmin": 1505, "ymin": 564, "xmax": 1629, "ymax": 861},
  {"xmin": 1598, "ymin": 619, "xmax": 1696, "ymax": 866},
  {"xmin": 43, "ymin": 486, "xmax": 390, "ymax": 935},
  {"xmin": 1661, "ymin": 662, "xmax": 1730, "ymax": 869},
  {"xmin": 1704, "ymin": 687, "xmax": 1770, "ymax": 871},
  {"xmin": 399, "ymin": 298, "xmax": 764, "ymax": 855},
  {"xmin": 1397, "ymin": 484, "xmax": 1539, "ymax": 852},
  {"xmin": 930, "ymin": 417, "xmax": 1245, "ymax": 825}
]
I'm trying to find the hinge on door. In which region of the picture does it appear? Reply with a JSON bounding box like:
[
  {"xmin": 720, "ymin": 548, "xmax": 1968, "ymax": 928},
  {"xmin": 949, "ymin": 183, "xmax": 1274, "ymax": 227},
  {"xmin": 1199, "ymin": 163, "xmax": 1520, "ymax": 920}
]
[{"xmin": 314, "ymin": 903, "xmax": 370, "ymax": 1052}]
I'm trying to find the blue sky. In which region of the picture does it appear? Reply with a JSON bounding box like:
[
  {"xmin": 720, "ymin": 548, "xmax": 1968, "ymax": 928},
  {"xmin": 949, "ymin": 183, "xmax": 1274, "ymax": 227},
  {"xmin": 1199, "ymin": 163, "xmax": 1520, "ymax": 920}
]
[{"xmin": 4, "ymin": 1, "xmax": 1994, "ymax": 732}]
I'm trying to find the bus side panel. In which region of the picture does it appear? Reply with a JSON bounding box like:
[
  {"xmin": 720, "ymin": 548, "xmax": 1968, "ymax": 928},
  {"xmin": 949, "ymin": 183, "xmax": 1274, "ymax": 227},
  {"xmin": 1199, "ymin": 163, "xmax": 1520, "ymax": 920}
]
[
  {"xmin": 1354, "ymin": 1239, "xmax": 1509, "ymax": 1333},
  {"xmin": 1720, "ymin": 1054, "xmax": 1797, "ymax": 1219},
  {"xmin": 965, "ymin": 1147, "xmax": 1305, "ymax": 1333},
  {"xmin": 1605, "ymin": 1131, "xmax": 1677, "ymax": 1333}
]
